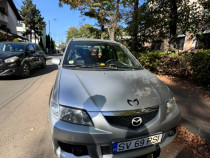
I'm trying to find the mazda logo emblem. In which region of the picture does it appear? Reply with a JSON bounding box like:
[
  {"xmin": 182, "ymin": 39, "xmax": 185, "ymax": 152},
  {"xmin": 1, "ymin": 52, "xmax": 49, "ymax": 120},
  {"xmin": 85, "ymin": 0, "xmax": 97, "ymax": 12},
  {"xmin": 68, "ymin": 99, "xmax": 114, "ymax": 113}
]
[
  {"xmin": 127, "ymin": 99, "xmax": 139, "ymax": 106},
  {"xmin": 132, "ymin": 117, "xmax": 142, "ymax": 126}
]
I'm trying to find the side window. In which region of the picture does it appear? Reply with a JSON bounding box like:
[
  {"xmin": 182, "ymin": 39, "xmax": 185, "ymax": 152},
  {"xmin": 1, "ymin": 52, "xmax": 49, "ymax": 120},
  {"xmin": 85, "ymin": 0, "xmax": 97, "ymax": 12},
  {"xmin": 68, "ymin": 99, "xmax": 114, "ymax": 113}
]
[
  {"xmin": 34, "ymin": 44, "xmax": 42, "ymax": 52},
  {"xmin": 115, "ymin": 45, "xmax": 129, "ymax": 65},
  {"xmin": 27, "ymin": 44, "xmax": 34, "ymax": 52}
]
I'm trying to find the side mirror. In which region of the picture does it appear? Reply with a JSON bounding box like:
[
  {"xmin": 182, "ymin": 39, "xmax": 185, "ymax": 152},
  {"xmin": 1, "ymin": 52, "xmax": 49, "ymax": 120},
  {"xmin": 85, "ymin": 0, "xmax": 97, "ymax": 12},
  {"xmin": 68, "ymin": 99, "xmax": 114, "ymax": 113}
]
[{"xmin": 52, "ymin": 58, "xmax": 61, "ymax": 65}]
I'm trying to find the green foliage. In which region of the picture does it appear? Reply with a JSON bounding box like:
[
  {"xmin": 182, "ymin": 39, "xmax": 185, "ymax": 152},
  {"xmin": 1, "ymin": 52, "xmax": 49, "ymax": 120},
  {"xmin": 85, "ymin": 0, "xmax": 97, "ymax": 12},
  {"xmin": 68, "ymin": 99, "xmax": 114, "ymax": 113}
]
[
  {"xmin": 79, "ymin": 24, "xmax": 100, "ymax": 39},
  {"xmin": 59, "ymin": 0, "xmax": 124, "ymax": 40},
  {"xmin": 66, "ymin": 24, "xmax": 100, "ymax": 43},
  {"xmin": 125, "ymin": 0, "xmax": 210, "ymax": 50},
  {"xmin": 50, "ymin": 38, "xmax": 55, "ymax": 50},
  {"xmin": 20, "ymin": 0, "xmax": 45, "ymax": 41},
  {"xmin": 191, "ymin": 50, "xmax": 210, "ymax": 86},
  {"xmin": 66, "ymin": 27, "xmax": 80, "ymax": 43},
  {"xmin": 39, "ymin": 37, "xmax": 44, "ymax": 49},
  {"xmin": 46, "ymin": 34, "xmax": 50, "ymax": 49},
  {"xmin": 137, "ymin": 50, "xmax": 210, "ymax": 88}
]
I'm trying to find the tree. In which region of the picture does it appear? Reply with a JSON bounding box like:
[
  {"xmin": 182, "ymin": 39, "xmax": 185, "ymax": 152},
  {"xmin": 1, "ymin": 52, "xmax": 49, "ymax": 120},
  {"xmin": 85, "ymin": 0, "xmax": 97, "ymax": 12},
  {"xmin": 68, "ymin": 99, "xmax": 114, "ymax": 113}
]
[
  {"xmin": 125, "ymin": 0, "xmax": 140, "ymax": 52},
  {"xmin": 34, "ymin": 10, "xmax": 45, "ymax": 42},
  {"xmin": 59, "ymin": 0, "xmax": 123, "ymax": 40},
  {"xmin": 39, "ymin": 37, "xmax": 44, "ymax": 49},
  {"xmin": 126, "ymin": 0, "xmax": 209, "ymax": 50},
  {"xmin": 50, "ymin": 38, "xmax": 55, "ymax": 50},
  {"xmin": 46, "ymin": 34, "xmax": 50, "ymax": 49},
  {"xmin": 79, "ymin": 24, "xmax": 100, "ymax": 38},
  {"xmin": 66, "ymin": 24, "xmax": 100, "ymax": 42},
  {"xmin": 66, "ymin": 27, "xmax": 80, "ymax": 43},
  {"xmin": 20, "ymin": 0, "xmax": 45, "ymax": 42}
]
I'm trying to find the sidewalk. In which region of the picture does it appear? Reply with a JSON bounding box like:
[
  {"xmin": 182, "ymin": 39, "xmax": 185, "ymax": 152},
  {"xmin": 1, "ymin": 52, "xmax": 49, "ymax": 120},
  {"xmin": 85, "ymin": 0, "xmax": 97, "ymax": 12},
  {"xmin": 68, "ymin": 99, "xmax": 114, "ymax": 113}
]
[{"xmin": 158, "ymin": 75, "xmax": 210, "ymax": 142}]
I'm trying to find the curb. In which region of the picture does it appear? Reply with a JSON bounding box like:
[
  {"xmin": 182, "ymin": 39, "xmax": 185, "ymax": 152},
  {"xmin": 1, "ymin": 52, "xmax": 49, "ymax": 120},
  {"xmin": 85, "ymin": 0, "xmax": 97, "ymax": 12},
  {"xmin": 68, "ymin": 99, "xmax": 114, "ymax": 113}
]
[{"xmin": 181, "ymin": 117, "xmax": 210, "ymax": 143}]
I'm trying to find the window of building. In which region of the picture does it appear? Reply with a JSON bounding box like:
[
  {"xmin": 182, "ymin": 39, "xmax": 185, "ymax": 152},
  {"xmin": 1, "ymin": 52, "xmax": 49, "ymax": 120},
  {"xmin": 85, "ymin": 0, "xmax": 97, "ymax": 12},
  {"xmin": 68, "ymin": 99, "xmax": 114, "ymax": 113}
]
[
  {"xmin": 151, "ymin": 40, "xmax": 163, "ymax": 50},
  {"xmin": 195, "ymin": 32, "xmax": 210, "ymax": 49},
  {"xmin": 174, "ymin": 36, "xmax": 185, "ymax": 50}
]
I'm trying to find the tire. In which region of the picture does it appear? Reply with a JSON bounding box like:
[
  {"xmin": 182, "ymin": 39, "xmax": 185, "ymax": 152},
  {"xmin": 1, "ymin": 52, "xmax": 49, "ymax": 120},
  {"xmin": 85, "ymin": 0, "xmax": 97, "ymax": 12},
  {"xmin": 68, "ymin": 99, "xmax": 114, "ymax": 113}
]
[
  {"xmin": 41, "ymin": 59, "xmax": 46, "ymax": 69},
  {"xmin": 20, "ymin": 62, "xmax": 30, "ymax": 78}
]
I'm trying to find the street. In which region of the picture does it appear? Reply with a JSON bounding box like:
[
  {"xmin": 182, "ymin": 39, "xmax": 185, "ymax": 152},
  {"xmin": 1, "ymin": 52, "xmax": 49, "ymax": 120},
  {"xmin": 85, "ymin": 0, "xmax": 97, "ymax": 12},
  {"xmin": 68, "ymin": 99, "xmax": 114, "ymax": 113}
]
[
  {"xmin": 0, "ymin": 56, "xmax": 59, "ymax": 158},
  {"xmin": 0, "ymin": 55, "xmax": 205, "ymax": 158}
]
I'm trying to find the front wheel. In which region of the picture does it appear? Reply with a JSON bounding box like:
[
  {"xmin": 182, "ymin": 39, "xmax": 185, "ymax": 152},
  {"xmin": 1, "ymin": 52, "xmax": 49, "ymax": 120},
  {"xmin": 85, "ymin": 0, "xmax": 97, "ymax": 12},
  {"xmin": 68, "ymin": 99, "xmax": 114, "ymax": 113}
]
[
  {"xmin": 20, "ymin": 63, "xmax": 30, "ymax": 78},
  {"xmin": 41, "ymin": 59, "xmax": 46, "ymax": 69}
]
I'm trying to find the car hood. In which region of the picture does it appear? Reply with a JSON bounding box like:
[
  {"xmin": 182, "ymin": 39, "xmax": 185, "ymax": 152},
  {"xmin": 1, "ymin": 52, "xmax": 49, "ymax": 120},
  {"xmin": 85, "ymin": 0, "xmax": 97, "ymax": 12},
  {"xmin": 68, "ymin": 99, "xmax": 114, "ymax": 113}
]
[
  {"xmin": 0, "ymin": 51, "xmax": 23, "ymax": 60},
  {"xmin": 57, "ymin": 68, "xmax": 173, "ymax": 112}
]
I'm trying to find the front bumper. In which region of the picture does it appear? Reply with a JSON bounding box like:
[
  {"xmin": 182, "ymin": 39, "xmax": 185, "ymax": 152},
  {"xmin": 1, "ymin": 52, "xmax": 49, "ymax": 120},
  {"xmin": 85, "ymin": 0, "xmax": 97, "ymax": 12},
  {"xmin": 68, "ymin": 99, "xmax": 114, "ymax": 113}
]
[
  {"xmin": 0, "ymin": 63, "xmax": 20, "ymax": 76},
  {"xmin": 49, "ymin": 105, "xmax": 181, "ymax": 158}
]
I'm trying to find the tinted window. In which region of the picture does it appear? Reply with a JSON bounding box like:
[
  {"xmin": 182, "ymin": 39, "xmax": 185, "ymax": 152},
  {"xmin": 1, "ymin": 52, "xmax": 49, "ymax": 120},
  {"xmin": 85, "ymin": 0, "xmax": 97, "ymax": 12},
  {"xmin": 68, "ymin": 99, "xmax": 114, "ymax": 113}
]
[
  {"xmin": 27, "ymin": 44, "xmax": 34, "ymax": 51},
  {"xmin": 0, "ymin": 43, "xmax": 25, "ymax": 52},
  {"xmin": 34, "ymin": 44, "xmax": 42, "ymax": 51}
]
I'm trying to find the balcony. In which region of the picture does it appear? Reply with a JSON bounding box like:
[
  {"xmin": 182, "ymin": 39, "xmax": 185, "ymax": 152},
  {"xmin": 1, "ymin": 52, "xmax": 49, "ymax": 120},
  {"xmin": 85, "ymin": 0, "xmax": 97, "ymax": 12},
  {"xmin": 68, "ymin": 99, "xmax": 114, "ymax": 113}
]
[{"xmin": 0, "ymin": 11, "xmax": 8, "ymax": 24}]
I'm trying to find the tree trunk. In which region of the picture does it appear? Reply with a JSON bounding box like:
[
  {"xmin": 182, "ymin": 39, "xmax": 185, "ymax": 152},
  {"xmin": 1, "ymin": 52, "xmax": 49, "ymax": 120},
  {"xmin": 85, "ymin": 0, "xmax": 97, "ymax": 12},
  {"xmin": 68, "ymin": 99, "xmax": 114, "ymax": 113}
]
[
  {"xmin": 131, "ymin": 0, "xmax": 139, "ymax": 52},
  {"xmin": 101, "ymin": 24, "xmax": 105, "ymax": 39},
  {"xmin": 99, "ymin": 6, "xmax": 106, "ymax": 40},
  {"xmin": 110, "ymin": 31, "xmax": 115, "ymax": 41},
  {"xmin": 169, "ymin": 0, "xmax": 178, "ymax": 44},
  {"xmin": 109, "ymin": 0, "xmax": 120, "ymax": 41}
]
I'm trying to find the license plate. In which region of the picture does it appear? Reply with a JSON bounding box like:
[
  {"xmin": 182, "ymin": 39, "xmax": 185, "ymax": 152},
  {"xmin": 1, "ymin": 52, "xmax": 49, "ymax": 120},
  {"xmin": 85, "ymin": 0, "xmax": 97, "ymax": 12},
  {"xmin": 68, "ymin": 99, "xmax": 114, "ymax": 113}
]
[{"xmin": 112, "ymin": 133, "xmax": 162, "ymax": 153}]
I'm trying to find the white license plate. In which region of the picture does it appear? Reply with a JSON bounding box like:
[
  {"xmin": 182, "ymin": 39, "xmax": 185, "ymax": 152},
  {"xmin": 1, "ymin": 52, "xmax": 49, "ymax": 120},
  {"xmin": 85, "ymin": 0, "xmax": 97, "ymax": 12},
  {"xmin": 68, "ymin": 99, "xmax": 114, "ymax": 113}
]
[{"xmin": 112, "ymin": 133, "xmax": 162, "ymax": 153}]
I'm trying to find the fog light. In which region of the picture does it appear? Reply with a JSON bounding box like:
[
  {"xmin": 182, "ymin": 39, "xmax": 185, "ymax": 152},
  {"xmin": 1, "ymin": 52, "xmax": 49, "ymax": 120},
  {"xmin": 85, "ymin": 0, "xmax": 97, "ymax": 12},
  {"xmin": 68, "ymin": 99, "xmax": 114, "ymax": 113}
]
[
  {"xmin": 72, "ymin": 146, "xmax": 88, "ymax": 156},
  {"xmin": 58, "ymin": 141, "xmax": 88, "ymax": 156},
  {"xmin": 168, "ymin": 128, "xmax": 176, "ymax": 136}
]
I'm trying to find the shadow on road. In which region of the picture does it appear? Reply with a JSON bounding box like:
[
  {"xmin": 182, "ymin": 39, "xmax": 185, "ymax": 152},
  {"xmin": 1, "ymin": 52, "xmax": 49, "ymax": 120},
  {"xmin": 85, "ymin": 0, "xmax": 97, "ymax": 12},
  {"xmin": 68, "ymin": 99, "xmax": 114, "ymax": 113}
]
[{"xmin": 167, "ymin": 84, "xmax": 210, "ymax": 127}]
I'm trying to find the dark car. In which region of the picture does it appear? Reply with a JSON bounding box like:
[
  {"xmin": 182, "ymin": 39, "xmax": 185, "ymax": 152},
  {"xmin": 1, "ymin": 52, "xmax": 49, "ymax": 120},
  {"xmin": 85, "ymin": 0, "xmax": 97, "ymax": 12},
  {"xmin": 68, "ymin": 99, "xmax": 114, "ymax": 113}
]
[{"xmin": 0, "ymin": 42, "xmax": 46, "ymax": 77}]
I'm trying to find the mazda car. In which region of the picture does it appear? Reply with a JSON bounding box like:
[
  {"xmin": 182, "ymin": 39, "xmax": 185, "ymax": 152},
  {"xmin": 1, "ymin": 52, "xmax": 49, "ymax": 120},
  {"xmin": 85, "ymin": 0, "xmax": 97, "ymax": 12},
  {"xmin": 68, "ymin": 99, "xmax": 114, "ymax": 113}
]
[
  {"xmin": 49, "ymin": 38, "xmax": 181, "ymax": 158},
  {"xmin": 0, "ymin": 42, "xmax": 46, "ymax": 77}
]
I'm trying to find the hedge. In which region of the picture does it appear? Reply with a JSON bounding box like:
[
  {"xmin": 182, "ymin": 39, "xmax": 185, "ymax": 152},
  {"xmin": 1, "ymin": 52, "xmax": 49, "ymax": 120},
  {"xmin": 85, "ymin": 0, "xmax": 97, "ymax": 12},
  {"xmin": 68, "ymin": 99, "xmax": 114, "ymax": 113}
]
[{"xmin": 136, "ymin": 50, "xmax": 210, "ymax": 89}]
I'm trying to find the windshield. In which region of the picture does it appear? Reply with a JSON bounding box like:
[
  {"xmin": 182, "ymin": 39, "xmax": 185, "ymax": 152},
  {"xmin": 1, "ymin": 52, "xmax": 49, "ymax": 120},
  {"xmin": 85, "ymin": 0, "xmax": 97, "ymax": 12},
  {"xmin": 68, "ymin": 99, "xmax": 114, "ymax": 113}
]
[
  {"xmin": 63, "ymin": 41, "xmax": 142, "ymax": 70},
  {"xmin": 0, "ymin": 43, "xmax": 25, "ymax": 52}
]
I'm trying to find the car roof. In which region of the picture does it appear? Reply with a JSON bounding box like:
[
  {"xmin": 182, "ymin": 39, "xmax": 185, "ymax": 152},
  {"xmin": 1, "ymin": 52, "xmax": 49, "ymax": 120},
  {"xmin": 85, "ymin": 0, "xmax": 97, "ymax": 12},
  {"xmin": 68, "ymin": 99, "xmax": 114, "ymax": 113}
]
[
  {"xmin": 71, "ymin": 38, "xmax": 120, "ymax": 45},
  {"xmin": 0, "ymin": 42, "xmax": 36, "ymax": 45}
]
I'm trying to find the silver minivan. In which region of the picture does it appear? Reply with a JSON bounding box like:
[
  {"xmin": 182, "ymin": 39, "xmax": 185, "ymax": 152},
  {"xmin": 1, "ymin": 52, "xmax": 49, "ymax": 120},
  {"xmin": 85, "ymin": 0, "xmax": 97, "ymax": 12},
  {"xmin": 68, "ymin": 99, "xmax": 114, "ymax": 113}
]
[{"xmin": 49, "ymin": 38, "xmax": 181, "ymax": 158}]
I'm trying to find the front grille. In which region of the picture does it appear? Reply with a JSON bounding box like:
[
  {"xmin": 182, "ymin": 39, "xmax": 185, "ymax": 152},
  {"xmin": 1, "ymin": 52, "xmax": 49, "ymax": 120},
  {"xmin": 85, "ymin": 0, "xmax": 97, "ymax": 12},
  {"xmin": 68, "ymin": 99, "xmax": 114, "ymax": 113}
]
[{"xmin": 103, "ymin": 106, "xmax": 159, "ymax": 128}]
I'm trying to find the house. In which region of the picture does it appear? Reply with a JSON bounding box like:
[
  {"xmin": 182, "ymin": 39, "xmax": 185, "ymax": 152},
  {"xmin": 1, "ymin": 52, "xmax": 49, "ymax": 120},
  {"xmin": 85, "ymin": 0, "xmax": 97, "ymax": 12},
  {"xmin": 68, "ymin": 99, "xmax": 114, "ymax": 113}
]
[
  {"xmin": 0, "ymin": 0, "xmax": 22, "ymax": 41},
  {"xmin": 17, "ymin": 22, "xmax": 46, "ymax": 48}
]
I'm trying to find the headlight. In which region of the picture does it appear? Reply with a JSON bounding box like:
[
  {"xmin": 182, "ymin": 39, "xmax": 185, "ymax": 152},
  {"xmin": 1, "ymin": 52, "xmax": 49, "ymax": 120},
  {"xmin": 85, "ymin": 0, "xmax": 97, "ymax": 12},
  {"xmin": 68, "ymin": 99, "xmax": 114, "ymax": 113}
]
[
  {"xmin": 50, "ymin": 101, "xmax": 93, "ymax": 126},
  {"xmin": 60, "ymin": 106, "xmax": 93, "ymax": 126},
  {"xmin": 166, "ymin": 98, "xmax": 176, "ymax": 114},
  {"xmin": 4, "ymin": 56, "xmax": 19, "ymax": 63}
]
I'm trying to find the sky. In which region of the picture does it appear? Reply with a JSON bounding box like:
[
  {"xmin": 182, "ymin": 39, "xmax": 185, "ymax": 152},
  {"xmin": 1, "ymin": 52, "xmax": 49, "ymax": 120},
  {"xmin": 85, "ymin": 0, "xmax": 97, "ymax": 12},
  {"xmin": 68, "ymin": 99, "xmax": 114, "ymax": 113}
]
[{"xmin": 13, "ymin": 0, "xmax": 96, "ymax": 44}]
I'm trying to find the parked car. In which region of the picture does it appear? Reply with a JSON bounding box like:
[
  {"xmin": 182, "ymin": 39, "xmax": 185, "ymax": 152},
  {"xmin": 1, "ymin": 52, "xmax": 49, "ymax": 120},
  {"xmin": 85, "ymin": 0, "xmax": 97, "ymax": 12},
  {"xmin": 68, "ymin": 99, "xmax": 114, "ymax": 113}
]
[
  {"xmin": 0, "ymin": 42, "xmax": 46, "ymax": 77},
  {"xmin": 49, "ymin": 38, "xmax": 181, "ymax": 158}
]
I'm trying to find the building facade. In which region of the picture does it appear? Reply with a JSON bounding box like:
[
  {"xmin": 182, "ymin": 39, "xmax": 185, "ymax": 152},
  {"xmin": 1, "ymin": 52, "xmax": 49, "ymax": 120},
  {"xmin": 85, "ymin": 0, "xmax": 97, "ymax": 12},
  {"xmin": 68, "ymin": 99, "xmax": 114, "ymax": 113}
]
[{"xmin": 0, "ymin": 0, "xmax": 22, "ymax": 41}]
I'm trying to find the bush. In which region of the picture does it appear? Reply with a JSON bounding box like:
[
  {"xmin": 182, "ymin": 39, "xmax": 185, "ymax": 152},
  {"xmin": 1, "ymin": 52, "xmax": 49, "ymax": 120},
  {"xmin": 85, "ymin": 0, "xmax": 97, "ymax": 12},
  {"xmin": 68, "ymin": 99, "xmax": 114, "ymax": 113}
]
[{"xmin": 137, "ymin": 50, "xmax": 210, "ymax": 88}]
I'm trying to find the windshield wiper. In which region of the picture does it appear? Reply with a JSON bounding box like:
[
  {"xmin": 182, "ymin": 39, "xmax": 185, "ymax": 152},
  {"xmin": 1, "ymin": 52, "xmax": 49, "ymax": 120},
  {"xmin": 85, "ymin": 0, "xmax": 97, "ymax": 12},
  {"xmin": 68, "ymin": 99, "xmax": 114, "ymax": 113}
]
[
  {"xmin": 63, "ymin": 65, "xmax": 94, "ymax": 68},
  {"xmin": 107, "ymin": 64, "xmax": 141, "ymax": 70}
]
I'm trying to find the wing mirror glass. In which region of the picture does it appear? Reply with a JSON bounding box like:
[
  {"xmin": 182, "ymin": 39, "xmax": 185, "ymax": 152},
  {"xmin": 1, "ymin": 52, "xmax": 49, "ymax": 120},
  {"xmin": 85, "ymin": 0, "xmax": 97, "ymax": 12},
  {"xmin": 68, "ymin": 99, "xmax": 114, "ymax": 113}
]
[{"xmin": 52, "ymin": 58, "xmax": 61, "ymax": 65}]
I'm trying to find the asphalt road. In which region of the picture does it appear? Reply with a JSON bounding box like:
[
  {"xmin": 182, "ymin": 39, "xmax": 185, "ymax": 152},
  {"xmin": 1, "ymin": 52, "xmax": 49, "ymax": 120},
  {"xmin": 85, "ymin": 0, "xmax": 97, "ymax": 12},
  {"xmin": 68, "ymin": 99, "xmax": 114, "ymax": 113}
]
[
  {"xmin": 0, "ymin": 55, "xmax": 194, "ymax": 158},
  {"xmin": 0, "ymin": 55, "xmax": 60, "ymax": 158}
]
